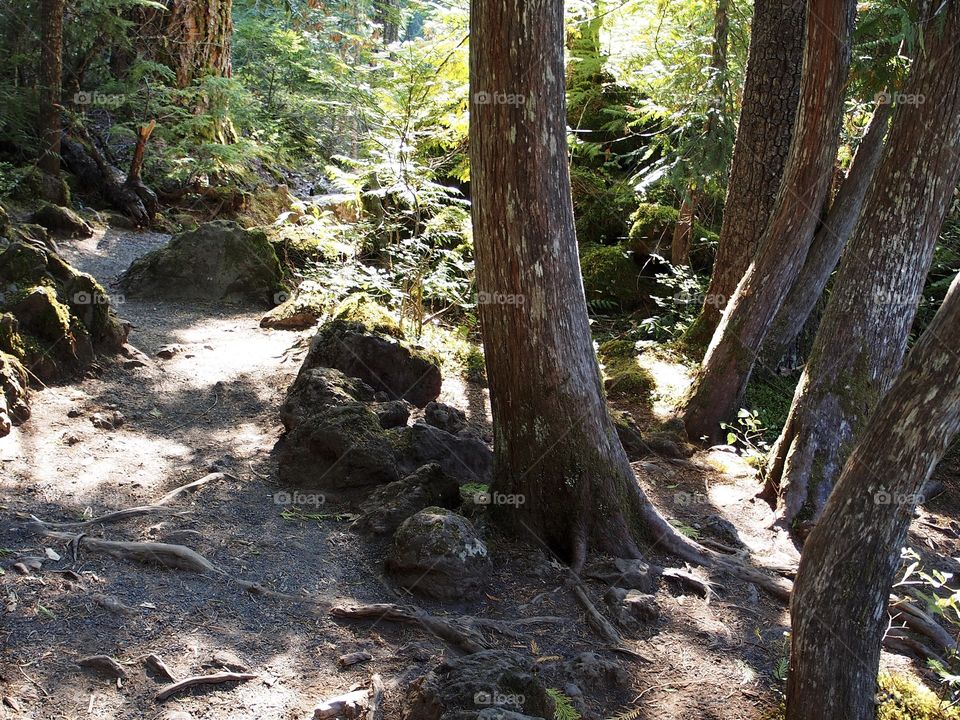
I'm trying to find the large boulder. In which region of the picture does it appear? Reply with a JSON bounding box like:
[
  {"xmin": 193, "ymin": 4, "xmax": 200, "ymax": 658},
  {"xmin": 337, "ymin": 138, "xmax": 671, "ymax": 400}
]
[
  {"xmin": 299, "ymin": 320, "xmax": 441, "ymax": 407},
  {"xmin": 402, "ymin": 650, "xmax": 554, "ymax": 720},
  {"xmin": 354, "ymin": 464, "xmax": 460, "ymax": 535},
  {"xmin": 0, "ymin": 352, "xmax": 29, "ymax": 437},
  {"xmin": 394, "ymin": 421, "xmax": 493, "ymax": 485},
  {"xmin": 260, "ymin": 281, "xmax": 325, "ymax": 330},
  {"xmin": 424, "ymin": 401, "xmax": 467, "ymax": 435},
  {"xmin": 277, "ymin": 403, "xmax": 399, "ymax": 490},
  {"xmin": 386, "ymin": 507, "xmax": 491, "ymax": 601},
  {"xmin": 30, "ymin": 203, "xmax": 93, "ymax": 238},
  {"xmin": 280, "ymin": 366, "xmax": 376, "ymax": 431},
  {"xmin": 119, "ymin": 220, "xmax": 284, "ymax": 304}
]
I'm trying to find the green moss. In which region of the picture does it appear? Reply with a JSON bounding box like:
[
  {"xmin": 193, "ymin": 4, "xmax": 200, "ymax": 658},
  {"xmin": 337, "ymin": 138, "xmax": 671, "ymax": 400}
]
[
  {"xmin": 877, "ymin": 673, "xmax": 960, "ymax": 720},
  {"xmin": 462, "ymin": 344, "xmax": 487, "ymax": 385},
  {"xmin": 625, "ymin": 203, "xmax": 678, "ymax": 256},
  {"xmin": 0, "ymin": 242, "xmax": 48, "ymax": 285},
  {"xmin": 579, "ymin": 244, "xmax": 651, "ymax": 311},
  {"xmin": 333, "ymin": 293, "xmax": 403, "ymax": 339},
  {"xmin": 744, "ymin": 374, "xmax": 799, "ymax": 441},
  {"xmin": 597, "ymin": 340, "xmax": 654, "ymax": 402}
]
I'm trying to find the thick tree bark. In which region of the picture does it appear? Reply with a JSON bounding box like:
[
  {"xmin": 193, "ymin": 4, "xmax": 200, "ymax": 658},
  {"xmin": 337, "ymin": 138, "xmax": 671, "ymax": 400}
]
[
  {"xmin": 683, "ymin": 0, "xmax": 804, "ymax": 349},
  {"xmin": 469, "ymin": 0, "xmax": 705, "ymax": 566},
  {"xmin": 39, "ymin": 0, "xmax": 65, "ymax": 177},
  {"xmin": 787, "ymin": 271, "xmax": 960, "ymax": 720},
  {"xmin": 762, "ymin": 100, "xmax": 892, "ymax": 370},
  {"xmin": 140, "ymin": 0, "xmax": 233, "ymax": 89},
  {"xmin": 671, "ymin": 192, "xmax": 697, "ymax": 266},
  {"xmin": 765, "ymin": 15, "xmax": 960, "ymax": 530},
  {"xmin": 683, "ymin": 0, "xmax": 856, "ymax": 443}
]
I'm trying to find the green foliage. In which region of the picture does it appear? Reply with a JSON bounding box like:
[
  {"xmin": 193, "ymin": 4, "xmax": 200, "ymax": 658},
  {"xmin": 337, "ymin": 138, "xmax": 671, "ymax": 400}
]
[
  {"xmin": 580, "ymin": 244, "xmax": 649, "ymax": 312},
  {"xmin": 720, "ymin": 409, "xmax": 771, "ymax": 469},
  {"xmin": 596, "ymin": 338, "xmax": 655, "ymax": 402},
  {"xmin": 546, "ymin": 688, "xmax": 581, "ymax": 720}
]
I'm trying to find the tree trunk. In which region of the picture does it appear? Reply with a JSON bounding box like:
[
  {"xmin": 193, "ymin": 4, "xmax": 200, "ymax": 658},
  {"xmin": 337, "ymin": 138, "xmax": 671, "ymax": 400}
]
[
  {"xmin": 764, "ymin": 16, "xmax": 960, "ymax": 531},
  {"xmin": 141, "ymin": 0, "xmax": 233, "ymax": 89},
  {"xmin": 682, "ymin": 0, "xmax": 804, "ymax": 350},
  {"xmin": 671, "ymin": 192, "xmax": 697, "ymax": 266},
  {"xmin": 787, "ymin": 269, "xmax": 960, "ymax": 720},
  {"xmin": 683, "ymin": 0, "xmax": 856, "ymax": 443},
  {"xmin": 762, "ymin": 99, "xmax": 892, "ymax": 370},
  {"xmin": 39, "ymin": 0, "xmax": 65, "ymax": 177},
  {"xmin": 469, "ymin": 0, "xmax": 704, "ymax": 566}
]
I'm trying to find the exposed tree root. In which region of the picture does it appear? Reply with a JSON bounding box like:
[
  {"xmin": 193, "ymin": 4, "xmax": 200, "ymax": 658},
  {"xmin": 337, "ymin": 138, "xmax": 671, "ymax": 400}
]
[
  {"xmin": 156, "ymin": 472, "xmax": 236, "ymax": 506},
  {"xmin": 39, "ymin": 529, "xmax": 216, "ymax": 573},
  {"xmin": 155, "ymin": 671, "xmax": 258, "ymax": 702},
  {"xmin": 144, "ymin": 654, "xmax": 177, "ymax": 682},
  {"xmin": 29, "ymin": 506, "xmax": 175, "ymax": 529}
]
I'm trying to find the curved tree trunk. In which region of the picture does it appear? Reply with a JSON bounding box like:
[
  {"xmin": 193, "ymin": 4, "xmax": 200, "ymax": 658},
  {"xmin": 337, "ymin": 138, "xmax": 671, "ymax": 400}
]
[
  {"xmin": 683, "ymin": 0, "xmax": 856, "ymax": 443},
  {"xmin": 469, "ymin": 0, "xmax": 705, "ymax": 566},
  {"xmin": 39, "ymin": 0, "xmax": 65, "ymax": 177},
  {"xmin": 761, "ymin": 99, "xmax": 893, "ymax": 370},
  {"xmin": 682, "ymin": 0, "xmax": 804, "ymax": 350},
  {"xmin": 765, "ymin": 18, "xmax": 960, "ymax": 530},
  {"xmin": 787, "ymin": 271, "xmax": 960, "ymax": 720}
]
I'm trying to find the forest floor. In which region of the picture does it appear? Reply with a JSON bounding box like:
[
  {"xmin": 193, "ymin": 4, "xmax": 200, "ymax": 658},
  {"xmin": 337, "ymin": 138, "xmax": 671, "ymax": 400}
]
[{"xmin": 0, "ymin": 223, "xmax": 956, "ymax": 719}]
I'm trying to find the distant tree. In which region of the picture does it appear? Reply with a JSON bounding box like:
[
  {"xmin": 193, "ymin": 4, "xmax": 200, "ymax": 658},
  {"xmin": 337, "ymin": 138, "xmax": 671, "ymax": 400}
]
[
  {"xmin": 469, "ymin": 0, "xmax": 703, "ymax": 565},
  {"xmin": 787, "ymin": 266, "xmax": 960, "ymax": 720},
  {"xmin": 39, "ymin": 0, "xmax": 65, "ymax": 177},
  {"xmin": 765, "ymin": 11, "xmax": 960, "ymax": 529},
  {"xmin": 683, "ymin": 0, "xmax": 804, "ymax": 348},
  {"xmin": 683, "ymin": 0, "xmax": 857, "ymax": 442}
]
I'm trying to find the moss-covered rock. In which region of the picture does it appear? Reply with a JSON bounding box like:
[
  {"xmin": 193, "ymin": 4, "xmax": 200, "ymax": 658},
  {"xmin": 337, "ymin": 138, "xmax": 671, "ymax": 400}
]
[
  {"xmin": 0, "ymin": 202, "xmax": 8, "ymax": 234},
  {"xmin": 571, "ymin": 166, "xmax": 637, "ymax": 245},
  {"xmin": 579, "ymin": 244, "xmax": 655, "ymax": 312},
  {"xmin": 260, "ymin": 281, "xmax": 326, "ymax": 330},
  {"xmin": 597, "ymin": 338, "xmax": 655, "ymax": 402},
  {"xmin": 332, "ymin": 293, "xmax": 403, "ymax": 338},
  {"xmin": 626, "ymin": 203, "xmax": 719, "ymax": 269},
  {"xmin": 6, "ymin": 168, "xmax": 70, "ymax": 206},
  {"xmin": 120, "ymin": 220, "xmax": 285, "ymax": 305},
  {"xmin": 301, "ymin": 319, "xmax": 441, "ymax": 407},
  {"xmin": 0, "ymin": 351, "xmax": 29, "ymax": 437},
  {"xmin": 30, "ymin": 203, "xmax": 93, "ymax": 238},
  {"xmin": 877, "ymin": 672, "xmax": 960, "ymax": 720}
]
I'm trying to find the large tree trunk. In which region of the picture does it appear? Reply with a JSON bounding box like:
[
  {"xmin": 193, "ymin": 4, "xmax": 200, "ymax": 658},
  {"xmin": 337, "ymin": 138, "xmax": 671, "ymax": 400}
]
[
  {"xmin": 787, "ymin": 269, "xmax": 960, "ymax": 720},
  {"xmin": 682, "ymin": 0, "xmax": 804, "ymax": 350},
  {"xmin": 141, "ymin": 0, "xmax": 233, "ymax": 89},
  {"xmin": 764, "ymin": 15, "xmax": 960, "ymax": 531},
  {"xmin": 762, "ymin": 99, "xmax": 892, "ymax": 370},
  {"xmin": 469, "ymin": 0, "xmax": 704, "ymax": 566},
  {"xmin": 683, "ymin": 0, "xmax": 856, "ymax": 443},
  {"xmin": 39, "ymin": 0, "xmax": 65, "ymax": 177}
]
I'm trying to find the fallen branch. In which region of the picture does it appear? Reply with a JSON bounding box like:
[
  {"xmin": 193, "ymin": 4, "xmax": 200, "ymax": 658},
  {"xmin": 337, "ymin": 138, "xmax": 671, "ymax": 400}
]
[
  {"xmin": 144, "ymin": 654, "xmax": 177, "ymax": 682},
  {"xmin": 155, "ymin": 671, "xmax": 257, "ymax": 702}
]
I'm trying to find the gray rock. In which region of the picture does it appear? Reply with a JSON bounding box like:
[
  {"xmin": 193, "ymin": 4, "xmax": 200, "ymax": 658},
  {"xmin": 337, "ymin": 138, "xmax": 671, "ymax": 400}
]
[
  {"xmin": 301, "ymin": 320, "xmax": 441, "ymax": 407},
  {"xmin": 277, "ymin": 403, "xmax": 398, "ymax": 490},
  {"xmin": 562, "ymin": 652, "xmax": 629, "ymax": 692},
  {"xmin": 355, "ymin": 464, "xmax": 459, "ymax": 535},
  {"xmin": 373, "ymin": 400, "xmax": 410, "ymax": 429},
  {"xmin": 0, "ymin": 352, "xmax": 29, "ymax": 437},
  {"xmin": 704, "ymin": 514, "xmax": 744, "ymax": 548},
  {"xmin": 119, "ymin": 221, "xmax": 284, "ymax": 304},
  {"xmin": 585, "ymin": 557, "xmax": 659, "ymax": 594},
  {"xmin": 395, "ymin": 421, "xmax": 493, "ymax": 485},
  {"xmin": 387, "ymin": 507, "xmax": 491, "ymax": 601},
  {"xmin": 30, "ymin": 203, "xmax": 93, "ymax": 238},
  {"xmin": 605, "ymin": 587, "xmax": 660, "ymax": 626},
  {"xmin": 424, "ymin": 401, "xmax": 467, "ymax": 434},
  {"xmin": 280, "ymin": 366, "xmax": 376, "ymax": 431},
  {"xmin": 402, "ymin": 650, "xmax": 553, "ymax": 720}
]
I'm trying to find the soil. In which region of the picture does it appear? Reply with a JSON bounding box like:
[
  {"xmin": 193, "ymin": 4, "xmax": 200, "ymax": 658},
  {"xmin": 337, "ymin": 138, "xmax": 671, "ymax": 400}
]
[{"xmin": 0, "ymin": 225, "xmax": 957, "ymax": 719}]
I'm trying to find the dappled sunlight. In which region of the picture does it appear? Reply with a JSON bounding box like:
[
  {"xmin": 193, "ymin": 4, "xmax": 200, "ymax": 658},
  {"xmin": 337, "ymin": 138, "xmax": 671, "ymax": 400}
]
[{"xmin": 638, "ymin": 350, "xmax": 695, "ymax": 420}]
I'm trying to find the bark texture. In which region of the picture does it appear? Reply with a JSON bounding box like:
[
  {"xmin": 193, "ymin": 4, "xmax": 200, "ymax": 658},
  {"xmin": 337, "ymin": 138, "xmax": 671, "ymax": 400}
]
[
  {"xmin": 683, "ymin": 0, "xmax": 804, "ymax": 348},
  {"xmin": 39, "ymin": 0, "xmax": 65, "ymax": 176},
  {"xmin": 766, "ymin": 14, "xmax": 960, "ymax": 529},
  {"xmin": 762, "ymin": 100, "xmax": 892, "ymax": 369},
  {"xmin": 683, "ymin": 0, "xmax": 857, "ymax": 442},
  {"xmin": 469, "ymin": 0, "xmax": 703, "ymax": 565},
  {"xmin": 787, "ymin": 270, "xmax": 960, "ymax": 720},
  {"xmin": 139, "ymin": 0, "xmax": 233, "ymax": 88}
]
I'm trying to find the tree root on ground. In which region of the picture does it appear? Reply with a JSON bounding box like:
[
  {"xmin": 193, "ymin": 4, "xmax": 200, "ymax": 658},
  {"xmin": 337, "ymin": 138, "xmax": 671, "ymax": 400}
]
[
  {"xmin": 155, "ymin": 671, "xmax": 258, "ymax": 702},
  {"xmin": 28, "ymin": 506, "xmax": 176, "ymax": 529},
  {"xmin": 156, "ymin": 472, "xmax": 236, "ymax": 506}
]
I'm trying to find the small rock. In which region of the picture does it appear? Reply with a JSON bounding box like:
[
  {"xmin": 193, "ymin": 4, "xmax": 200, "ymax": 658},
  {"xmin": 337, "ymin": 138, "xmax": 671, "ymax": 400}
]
[
  {"xmin": 62, "ymin": 431, "xmax": 82, "ymax": 445},
  {"xmin": 563, "ymin": 651, "xmax": 629, "ymax": 692},
  {"xmin": 156, "ymin": 344, "xmax": 183, "ymax": 359},
  {"xmin": 30, "ymin": 203, "xmax": 94, "ymax": 238},
  {"xmin": 355, "ymin": 464, "xmax": 460, "ymax": 535},
  {"xmin": 372, "ymin": 400, "xmax": 410, "ymax": 429},
  {"xmin": 311, "ymin": 688, "xmax": 370, "ymax": 719},
  {"xmin": 586, "ymin": 557, "xmax": 658, "ymax": 594},
  {"xmin": 386, "ymin": 507, "xmax": 491, "ymax": 601},
  {"xmin": 704, "ymin": 514, "xmax": 744, "ymax": 548},
  {"xmin": 337, "ymin": 651, "xmax": 372, "ymax": 668},
  {"xmin": 90, "ymin": 411, "xmax": 124, "ymax": 430},
  {"xmin": 77, "ymin": 654, "xmax": 127, "ymax": 679},
  {"xmin": 67, "ymin": 408, "xmax": 83, "ymax": 418},
  {"xmin": 12, "ymin": 562, "xmax": 30, "ymax": 575},
  {"xmin": 202, "ymin": 649, "xmax": 249, "ymax": 673}
]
